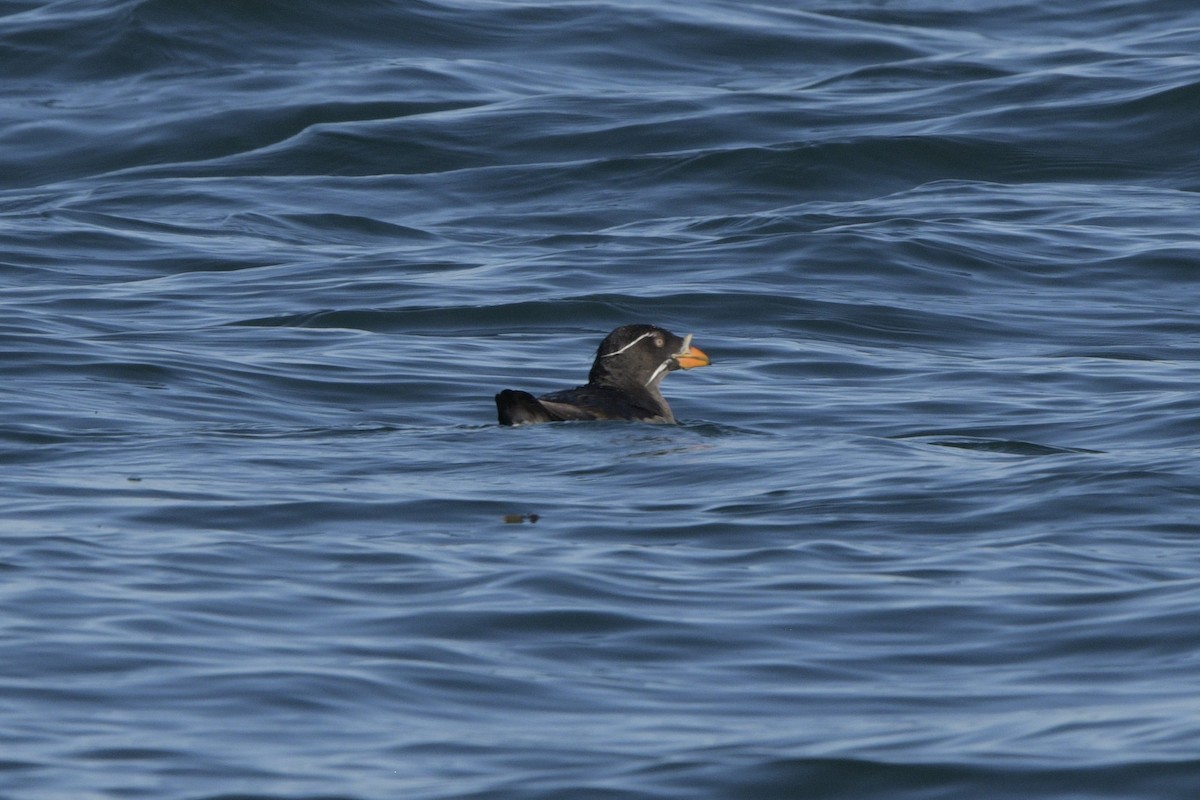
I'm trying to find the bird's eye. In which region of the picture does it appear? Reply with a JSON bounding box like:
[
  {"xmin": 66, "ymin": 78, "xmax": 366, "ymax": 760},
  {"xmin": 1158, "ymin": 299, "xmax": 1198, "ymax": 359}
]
[{"xmin": 654, "ymin": 336, "xmax": 664, "ymax": 347}]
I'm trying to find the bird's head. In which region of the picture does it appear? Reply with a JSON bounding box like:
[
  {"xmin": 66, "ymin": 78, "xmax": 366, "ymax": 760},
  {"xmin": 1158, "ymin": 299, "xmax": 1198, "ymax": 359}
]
[{"xmin": 588, "ymin": 324, "xmax": 711, "ymax": 390}]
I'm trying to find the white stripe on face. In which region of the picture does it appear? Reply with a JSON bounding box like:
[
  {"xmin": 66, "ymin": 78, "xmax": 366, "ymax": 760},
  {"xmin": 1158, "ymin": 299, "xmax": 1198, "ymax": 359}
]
[
  {"xmin": 643, "ymin": 360, "xmax": 671, "ymax": 387},
  {"xmin": 600, "ymin": 331, "xmax": 657, "ymax": 358}
]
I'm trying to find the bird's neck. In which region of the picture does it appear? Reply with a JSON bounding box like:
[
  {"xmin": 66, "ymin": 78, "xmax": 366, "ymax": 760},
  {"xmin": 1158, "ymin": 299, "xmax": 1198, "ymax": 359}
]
[{"xmin": 590, "ymin": 369, "xmax": 674, "ymax": 422}]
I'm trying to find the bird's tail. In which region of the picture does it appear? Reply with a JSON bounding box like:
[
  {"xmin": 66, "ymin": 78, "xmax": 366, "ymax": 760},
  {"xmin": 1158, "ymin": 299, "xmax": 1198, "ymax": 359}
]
[{"xmin": 495, "ymin": 390, "xmax": 556, "ymax": 426}]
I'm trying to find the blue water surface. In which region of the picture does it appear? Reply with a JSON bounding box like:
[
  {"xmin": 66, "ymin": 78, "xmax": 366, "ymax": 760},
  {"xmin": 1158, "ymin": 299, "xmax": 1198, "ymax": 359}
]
[{"xmin": 2, "ymin": 1, "xmax": 1200, "ymax": 798}]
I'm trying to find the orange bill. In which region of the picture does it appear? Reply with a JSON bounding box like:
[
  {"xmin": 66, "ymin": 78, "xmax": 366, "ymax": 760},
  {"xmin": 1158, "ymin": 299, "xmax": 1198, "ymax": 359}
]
[{"xmin": 674, "ymin": 344, "xmax": 710, "ymax": 370}]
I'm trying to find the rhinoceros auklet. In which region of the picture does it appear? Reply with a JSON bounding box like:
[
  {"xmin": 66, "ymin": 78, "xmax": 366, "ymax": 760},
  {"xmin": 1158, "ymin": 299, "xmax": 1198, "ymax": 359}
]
[{"xmin": 495, "ymin": 324, "xmax": 711, "ymax": 426}]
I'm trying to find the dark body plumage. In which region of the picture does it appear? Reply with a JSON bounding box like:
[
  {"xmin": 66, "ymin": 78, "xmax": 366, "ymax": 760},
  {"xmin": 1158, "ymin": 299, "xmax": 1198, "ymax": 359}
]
[{"xmin": 495, "ymin": 324, "xmax": 711, "ymax": 426}]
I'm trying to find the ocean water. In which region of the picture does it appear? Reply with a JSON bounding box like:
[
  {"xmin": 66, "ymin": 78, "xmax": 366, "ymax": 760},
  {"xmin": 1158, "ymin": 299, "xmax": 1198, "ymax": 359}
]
[{"xmin": 3, "ymin": 0, "xmax": 1200, "ymax": 797}]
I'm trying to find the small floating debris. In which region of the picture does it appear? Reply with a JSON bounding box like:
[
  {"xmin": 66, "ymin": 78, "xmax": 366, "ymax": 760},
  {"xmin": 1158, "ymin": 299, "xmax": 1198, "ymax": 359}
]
[
  {"xmin": 503, "ymin": 513, "xmax": 540, "ymax": 524},
  {"xmin": 892, "ymin": 433, "xmax": 1101, "ymax": 456}
]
